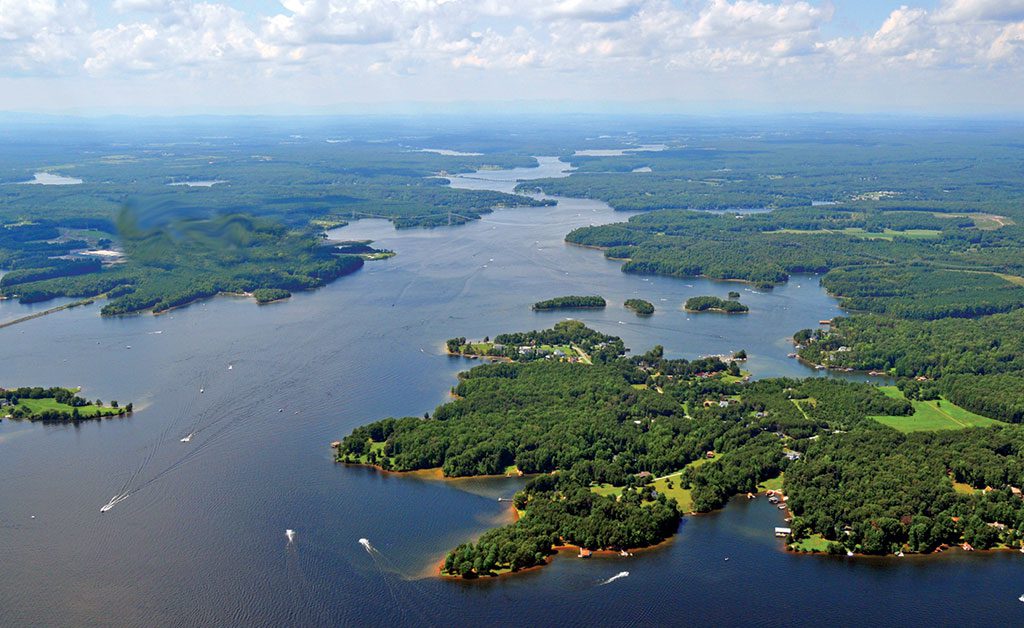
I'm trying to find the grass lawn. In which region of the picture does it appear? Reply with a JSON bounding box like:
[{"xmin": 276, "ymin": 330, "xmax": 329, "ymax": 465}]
[
  {"xmin": 952, "ymin": 480, "xmax": 978, "ymax": 495},
  {"xmin": 790, "ymin": 534, "xmax": 832, "ymax": 552},
  {"xmin": 871, "ymin": 386, "xmax": 1003, "ymax": 432},
  {"xmin": 767, "ymin": 228, "xmax": 941, "ymax": 240},
  {"xmin": 720, "ymin": 370, "xmax": 751, "ymax": 384},
  {"xmin": 350, "ymin": 440, "xmax": 392, "ymax": 465},
  {"xmin": 590, "ymin": 456, "xmax": 719, "ymax": 511},
  {"xmin": 757, "ymin": 473, "xmax": 784, "ymax": 492},
  {"xmin": 14, "ymin": 398, "xmax": 109, "ymax": 417},
  {"xmin": 790, "ymin": 399, "xmax": 813, "ymax": 421}
]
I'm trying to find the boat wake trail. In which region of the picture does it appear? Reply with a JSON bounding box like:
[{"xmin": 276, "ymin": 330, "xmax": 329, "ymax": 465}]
[
  {"xmin": 598, "ymin": 571, "xmax": 629, "ymax": 586},
  {"xmin": 100, "ymin": 492, "xmax": 129, "ymax": 513},
  {"xmin": 359, "ymin": 538, "xmax": 378, "ymax": 555}
]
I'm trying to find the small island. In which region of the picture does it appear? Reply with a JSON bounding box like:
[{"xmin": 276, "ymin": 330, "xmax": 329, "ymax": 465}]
[
  {"xmin": 532, "ymin": 295, "xmax": 606, "ymax": 310},
  {"xmin": 685, "ymin": 296, "xmax": 749, "ymax": 314},
  {"xmin": 624, "ymin": 298, "xmax": 655, "ymax": 316},
  {"xmin": 1, "ymin": 386, "xmax": 132, "ymax": 422}
]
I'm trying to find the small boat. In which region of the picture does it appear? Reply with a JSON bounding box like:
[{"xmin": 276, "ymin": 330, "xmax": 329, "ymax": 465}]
[
  {"xmin": 286, "ymin": 529, "xmax": 296, "ymax": 543},
  {"xmin": 180, "ymin": 433, "xmax": 193, "ymax": 443},
  {"xmin": 100, "ymin": 494, "xmax": 128, "ymax": 513},
  {"xmin": 200, "ymin": 388, "xmax": 205, "ymax": 393},
  {"xmin": 846, "ymin": 550, "xmax": 854, "ymax": 557},
  {"xmin": 1018, "ymin": 594, "xmax": 1024, "ymax": 603},
  {"xmin": 278, "ymin": 408, "xmax": 284, "ymax": 413},
  {"xmin": 228, "ymin": 365, "xmax": 233, "ymax": 370}
]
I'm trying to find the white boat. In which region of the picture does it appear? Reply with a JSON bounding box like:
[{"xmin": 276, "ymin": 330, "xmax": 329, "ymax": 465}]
[
  {"xmin": 228, "ymin": 365, "xmax": 233, "ymax": 370},
  {"xmin": 100, "ymin": 493, "xmax": 128, "ymax": 513},
  {"xmin": 180, "ymin": 433, "xmax": 193, "ymax": 443},
  {"xmin": 286, "ymin": 529, "xmax": 296, "ymax": 543},
  {"xmin": 1019, "ymin": 594, "xmax": 1024, "ymax": 603},
  {"xmin": 200, "ymin": 388, "xmax": 204, "ymax": 393}
]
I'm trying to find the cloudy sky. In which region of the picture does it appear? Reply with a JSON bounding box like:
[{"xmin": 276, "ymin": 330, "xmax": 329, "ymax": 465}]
[{"xmin": 1, "ymin": 0, "xmax": 1023, "ymax": 114}]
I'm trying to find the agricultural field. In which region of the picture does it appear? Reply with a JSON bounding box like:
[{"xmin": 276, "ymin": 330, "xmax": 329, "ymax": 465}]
[{"xmin": 870, "ymin": 386, "xmax": 1003, "ymax": 432}]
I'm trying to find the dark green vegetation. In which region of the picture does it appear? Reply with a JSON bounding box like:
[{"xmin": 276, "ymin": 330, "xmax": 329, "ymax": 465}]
[
  {"xmin": 544, "ymin": 124, "xmax": 1024, "ymax": 557},
  {"xmin": 523, "ymin": 125, "xmax": 1024, "ymax": 216},
  {"xmin": 253, "ymin": 288, "xmax": 291, "ymax": 303},
  {"xmin": 341, "ymin": 317, "xmax": 1024, "ymax": 572},
  {"xmin": 796, "ymin": 311, "xmax": 1024, "ymax": 423},
  {"xmin": 820, "ymin": 266, "xmax": 1024, "ymax": 319},
  {"xmin": 786, "ymin": 428, "xmax": 1024, "ymax": 554},
  {"xmin": 1, "ymin": 211, "xmax": 370, "ymax": 315},
  {"xmin": 1, "ymin": 387, "xmax": 131, "ymax": 422},
  {"xmin": 444, "ymin": 483, "xmax": 679, "ymax": 577},
  {"xmin": 624, "ymin": 298, "xmax": 654, "ymax": 315},
  {"xmin": 531, "ymin": 295, "xmax": 606, "ymax": 310},
  {"xmin": 0, "ymin": 120, "xmax": 562, "ymax": 315},
  {"xmin": 684, "ymin": 296, "xmax": 748, "ymax": 313}
]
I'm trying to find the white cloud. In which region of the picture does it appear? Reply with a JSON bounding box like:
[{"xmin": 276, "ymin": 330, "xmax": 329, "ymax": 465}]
[
  {"xmin": 85, "ymin": 3, "xmax": 275, "ymax": 75},
  {"xmin": 0, "ymin": 0, "xmax": 1022, "ymax": 111},
  {"xmin": 933, "ymin": 0, "xmax": 1024, "ymax": 23},
  {"xmin": 690, "ymin": 0, "xmax": 833, "ymax": 40},
  {"xmin": 0, "ymin": 0, "xmax": 89, "ymax": 74}
]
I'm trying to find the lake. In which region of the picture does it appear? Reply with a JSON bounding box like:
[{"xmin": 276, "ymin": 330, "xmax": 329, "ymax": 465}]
[
  {"xmin": 0, "ymin": 157, "xmax": 1021, "ymax": 626},
  {"xmin": 17, "ymin": 171, "xmax": 83, "ymax": 185}
]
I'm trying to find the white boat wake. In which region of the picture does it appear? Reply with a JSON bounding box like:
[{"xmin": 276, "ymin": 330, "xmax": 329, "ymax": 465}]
[
  {"xmin": 599, "ymin": 571, "xmax": 629, "ymax": 586},
  {"xmin": 359, "ymin": 538, "xmax": 377, "ymax": 554},
  {"xmin": 100, "ymin": 493, "xmax": 129, "ymax": 513}
]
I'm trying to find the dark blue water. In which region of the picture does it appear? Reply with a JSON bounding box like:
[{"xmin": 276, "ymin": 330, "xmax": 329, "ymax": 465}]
[{"xmin": 0, "ymin": 158, "xmax": 1020, "ymax": 626}]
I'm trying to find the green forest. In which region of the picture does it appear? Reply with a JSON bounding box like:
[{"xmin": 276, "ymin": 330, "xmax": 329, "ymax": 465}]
[
  {"xmin": 532, "ymin": 295, "xmax": 606, "ymax": 310},
  {"xmin": 684, "ymin": 296, "xmax": 748, "ymax": 313},
  {"xmin": 0, "ymin": 211, "xmax": 372, "ymax": 315},
  {"xmin": 339, "ymin": 320, "xmax": 1024, "ymax": 576},
  {"xmin": 624, "ymin": 298, "xmax": 655, "ymax": 315}
]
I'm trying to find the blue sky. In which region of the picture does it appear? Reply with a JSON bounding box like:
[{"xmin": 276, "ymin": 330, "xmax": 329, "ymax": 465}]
[{"xmin": 0, "ymin": 0, "xmax": 1021, "ymax": 115}]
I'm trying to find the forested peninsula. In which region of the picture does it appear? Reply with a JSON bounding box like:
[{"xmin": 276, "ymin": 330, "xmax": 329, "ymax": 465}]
[
  {"xmin": 0, "ymin": 137, "xmax": 553, "ymax": 318},
  {"xmin": 338, "ymin": 322, "xmax": 1024, "ymax": 578},
  {"xmin": 0, "ymin": 211, "xmax": 378, "ymax": 316}
]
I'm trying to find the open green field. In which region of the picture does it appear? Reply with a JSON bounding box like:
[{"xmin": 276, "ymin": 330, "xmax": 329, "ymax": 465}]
[
  {"xmin": 13, "ymin": 398, "xmax": 109, "ymax": 418},
  {"xmin": 720, "ymin": 370, "xmax": 751, "ymax": 384},
  {"xmin": 871, "ymin": 386, "xmax": 1003, "ymax": 432},
  {"xmin": 767, "ymin": 227, "xmax": 941, "ymax": 240},
  {"xmin": 591, "ymin": 456, "xmax": 721, "ymax": 512},
  {"xmin": 538, "ymin": 344, "xmax": 574, "ymax": 355},
  {"xmin": 790, "ymin": 533, "xmax": 831, "ymax": 552},
  {"xmin": 757, "ymin": 473, "xmax": 784, "ymax": 492}
]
